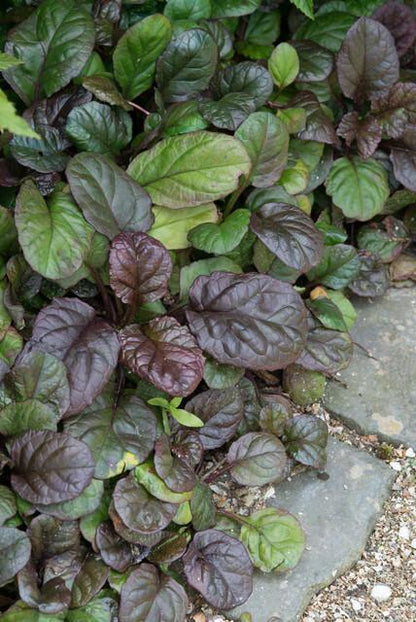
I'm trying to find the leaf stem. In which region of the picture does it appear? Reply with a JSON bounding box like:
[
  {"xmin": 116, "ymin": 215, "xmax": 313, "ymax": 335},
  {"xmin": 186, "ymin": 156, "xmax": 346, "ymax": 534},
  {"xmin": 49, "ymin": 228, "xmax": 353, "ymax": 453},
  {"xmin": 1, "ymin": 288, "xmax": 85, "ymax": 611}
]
[
  {"xmin": 223, "ymin": 176, "xmax": 247, "ymax": 218},
  {"xmin": 203, "ymin": 461, "xmax": 234, "ymax": 484},
  {"xmin": 127, "ymin": 101, "xmax": 150, "ymax": 116},
  {"xmin": 89, "ymin": 266, "xmax": 117, "ymax": 324},
  {"xmin": 162, "ymin": 408, "xmax": 171, "ymax": 436}
]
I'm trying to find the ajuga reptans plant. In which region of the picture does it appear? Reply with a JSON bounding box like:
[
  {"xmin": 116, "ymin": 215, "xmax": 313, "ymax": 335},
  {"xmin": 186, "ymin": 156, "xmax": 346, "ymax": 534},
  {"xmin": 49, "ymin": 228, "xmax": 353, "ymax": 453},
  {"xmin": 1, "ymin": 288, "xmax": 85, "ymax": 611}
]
[{"xmin": 0, "ymin": 0, "xmax": 415, "ymax": 619}]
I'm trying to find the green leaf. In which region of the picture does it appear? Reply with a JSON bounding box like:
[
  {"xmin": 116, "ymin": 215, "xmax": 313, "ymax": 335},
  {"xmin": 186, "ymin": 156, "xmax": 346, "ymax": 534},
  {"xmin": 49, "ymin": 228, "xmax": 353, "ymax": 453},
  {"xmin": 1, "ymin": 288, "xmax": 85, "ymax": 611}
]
[
  {"xmin": 0, "ymin": 90, "xmax": 39, "ymax": 138},
  {"xmin": 268, "ymin": 43, "xmax": 300, "ymax": 89},
  {"xmin": 236, "ymin": 112, "xmax": 289, "ymax": 187},
  {"xmin": 0, "ymin": 486, "xmax": 17, "ymax": 526},
  {"xmin": 245, "ymin": 9, "xmax": 281, "ymax": 46},
  {"xmin": 240, "ymin": 508, "xmax": 305, "ymax": 572},
  {"xmin": 82, "ymin": 76, "xmax": 132, "ymax": 111},
  {"xmin": 188, "ymin": 210, "xmax": 250, "ymax": 255},
  {"xmin": 10, "ymin": 126, "xmax": 69, "ymax": 173},
  {"xmin": 127, "ymin": 131, "xmax": 251, "ymax": 208},
  {"xmin": 307, "ymin": 244, "xmax": 361, "ymax": 289},
  {"xmin": 327, "ymin": 290, "xmax": 357, "ymax": 330},
  {"xmin": 211, "ymin": 0, "xmax": 261, "ymax": 17},
  {"xmin": 113, "ymin": 14, "xmax": 172, "ymax": 100},
  {"xmin": 290, "ymin": 0, "xmax": 314, "ymax": 19},
  {"xmin": 293, "ymin": 11, "xmax": 356, "ymax": 52},
  {"xmin": 149, "ymin": 204, "xmax": 218, "ymax": 249},
  {"xmin": 0, "ymin": 527, "xmax": 31, "ymax": 587},
  {"xmin": 135, "ymin": 461, "xmax": 193, "ymax": 503},
  {"xmin": 180, "ymin": 257, "xmax": 242, "ymax": 299},
  {"xmin": 0, "ymin": 53, "xmax": 22, "ymax": 71},
  {"xmin": 0, "ymin": 328, "xmax": 23, "ymax": 377},
  {"xmin": 203, "ymin": 358, "xmax": 244, "ymax": 390},
  {"xmin": 190, "ymin": 482, "xmax": 216, "ymax": 531},
  {"xmin": 15, "ymin": 181, "xmax": 94, "ymax": 280},
  {"xmin": 165, "ymin": 0, "xmax": 212, "ymax": 20},
  {"xmin": 3, "ymin": 0, "xmax": 95, "ymax": 105},
  {"xmin": 66, "ymin": 594, "xmax": 117, "ymax": 622},
  {"xmin": 170, "ymin": 406, "xmax": 204, "ymax": 427},
  {"xmin": 66, "ymin": 102, "xmax": 132, "ymax": 155},
  {"xmin": 35, "ymin": 479, "xmax": 104, "ymax": 521},
  {"xmin": 0, "ymin": 400, "xmax": 57, "ymax": 437},
  {"xmin": 307, "ymin": 296, "xmax": 349, "ymax": 331},
  {"xmin": 326, "ymin": 156, "xmax": 389, "ymax": 220},
  {"xmin": 199, "ymin": 93, "xmax": 256, "ymax": 131},
  {"xmin": 156, "ymin": 28, "xmax": 218, "ymax": 103},
  {"xmin": 163, "ymin": 101, "xmax": 209, "ymax": 136}
]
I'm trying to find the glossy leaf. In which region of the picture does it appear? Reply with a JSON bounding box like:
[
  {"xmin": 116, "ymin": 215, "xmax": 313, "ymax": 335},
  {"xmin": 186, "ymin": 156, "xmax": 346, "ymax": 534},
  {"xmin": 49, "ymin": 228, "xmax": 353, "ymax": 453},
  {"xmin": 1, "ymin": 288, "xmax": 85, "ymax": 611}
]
[
  {"xmin": 66, "ymin": 153, "xmax": 153, "ymax": 240},
  {"xmin": 135, "ymin": 461, "xmax": 193, "ymax": 504},
  {"xmin": 128, "ymin": 131, "xmax": 251, "ymax": 208},
  {"xmin": 11, "ymin": 430, "xmax": 94, "ymax": 504},
  {"xmin": 149, "ymin": 204, "xmax": 218, "ymax": 249},
  {"xmin": 113, "ymin": 14, "xmax": 172, "ymax": 99},
  {"xmin": 110, "ymin": 232, "xmax": 172, "ymax": 305},
  {"xmin": 211, "ymin": 61, "xmax": 273, "ymax": 108},
  {"xmin": 282, "ymin": 414, "xmax": 328, "ymax": 469},
  {"xmin": 250, "ymin": 202, "xmax": 323, "ymax": 272},
  {"xmin": 337, "ymin": 112, "xmax": 382, "ymax": 159},
  {"xmin": 5, "ymin": 351, "xmax": 70, "ymax": 416},
  {"xmin": 186, "ymin": 387, "xmax": 243, "ymax": 450},
  {"xmin": 95, "ymin": 523, "xmax": 134, "ymax": 572},
  {"xmin": 0, "ymin": 527, "xmax": 31, "ymax": 587},
  {"xmin": 120, "ymin": 317, "xmax": 204, "ymax": 397},
  {"xmin": 336, "ymin": 17, "xmax": 399, "ymax": 103},
  {"xmin": 183, "ymin": 529, "xmax": 253, "ymax": 609},
  {"xmin": 119, "ymin": 563, "xmax": 188, "ymax": 622},
  {"xmin": 154, "ymin": 433, "xmax": 196, "ymax": 492},
  {"xmin": 294, "ymin": 11, "xmax": 356, "ymax": 52},
  {"xmin": 236, "ymin": 112, "xmax": 289, "ymax": 187},
  {"xmin": 35, "ymin": 479, "xmax": 104, "ymax": 521},
  {"xmin": 227, "ymin": 432, "xmax": 287, "ymax": 486},
  {"xmin": 156, "ymin": 28, "xmax": 218, "ymax": 102},
  {"xmin": 199, "ymin": 93, "xmax": 256, "ymax": 131},
  {"xmin": 190, "ymin": 481, "xmax": 216, "ymax": 531},
  {"xmin": 348, "ymin": 253, "xmax": 389, "ymax": 297},
  {"xmin": 0, "ymin": 400, "xmax": 57, "ymax": 437},
  {"xmin": 165, "ymin": 0, "xmax": 212, "ymax": 20},
  {"xmin": 326, "ymin": 156, "xmax": 389, "ymax": 221},
  {"xmin": 70, "ymin": 556, "xmax": 109, "ymax": 608},
  {"xmin": 268, "ymin": 43, "xmax": 299, "ymax": 89},
  {"xmin": 373, "ymin": 1, "xmax": 416, "ymax": 57},
  {"xmin": 211, "ymin": 0, "xmax": 261, "ymax": 17},
  {"xmin": 186, "ymin": 272, "xmax": 308, "ymax": 370},
  {"xmin": 391, "ymin": 127, "xmax": 416, "ymax": 192},
  {"xmin": 15, "ymin": 182, "xmax": 94, "ymax": 280},
  {"xmin": 292, "ymin": 40, "xmax": 333, "ymax": 83},
  {"xmin": 240, "ymin": 508, "xmax": 305, "ymax": 573},
  {"xmin": 188, "ymin": 210, "xmax": 250, "ymax": 255},
  {"xmin": 65, "ymin": 391, "xmax": 157, "ymax": 480},
  {"xmin": 180, "ymin": 257, "xmax": 243, "ymax": 300},
  {"xmin": 203, "ymin": 358, "xmax": 244, "ymax": 390},
  {"xmin": 296, "ymin": 319, "xmax": 353, "ymax": 374},
  {"xmin": 66, "ymin": 102, "xmax": 132, "ymax": 155},
  {"xmin": 307, "ymin": 244, "xmax": 361, "ymax": 289},
  {"xmin": 113, "ymin": 473, "xmax": 177, "ymax": 534},
  {"xmin": 3, "ymin": 0, "xmax": 95, "ymax": 105},
  {"xmin": 9, "ymin": 126, "xmax": 69, "ymax": 174}
]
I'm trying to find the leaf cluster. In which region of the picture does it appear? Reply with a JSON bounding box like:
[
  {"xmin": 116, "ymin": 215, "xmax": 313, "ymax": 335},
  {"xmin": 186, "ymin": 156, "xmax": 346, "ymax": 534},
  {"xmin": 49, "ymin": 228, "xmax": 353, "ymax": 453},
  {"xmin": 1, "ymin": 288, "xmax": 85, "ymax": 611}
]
[{"xmin": 0, "ymin": 0, "xmax": 415, "ymax": 618}]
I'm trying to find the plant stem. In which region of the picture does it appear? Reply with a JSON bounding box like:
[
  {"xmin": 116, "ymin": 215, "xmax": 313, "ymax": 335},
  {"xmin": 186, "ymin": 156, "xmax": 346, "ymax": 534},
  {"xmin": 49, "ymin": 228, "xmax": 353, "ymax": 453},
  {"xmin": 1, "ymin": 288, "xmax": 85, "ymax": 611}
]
[
  {"xmin": 223, "ymin": 177, "xmax": 247, "ymax": 218},
  {"xmin": 201, "ymin": 456, "xmax": 228, "ymax": 481},
  {"xmin": 162, "ymin": 408, "xmax": 171, "ymax": 436},
  {"xmin": 203, "ymin": 461, "xmax": 234, "ymax": 484},
  {"xmin": 89, "ymin": 266, "xmax": 117, "ymax": 324},
  {"xmin": 127, "ymin": 100, "xmax": 150, "ymax": 116}
]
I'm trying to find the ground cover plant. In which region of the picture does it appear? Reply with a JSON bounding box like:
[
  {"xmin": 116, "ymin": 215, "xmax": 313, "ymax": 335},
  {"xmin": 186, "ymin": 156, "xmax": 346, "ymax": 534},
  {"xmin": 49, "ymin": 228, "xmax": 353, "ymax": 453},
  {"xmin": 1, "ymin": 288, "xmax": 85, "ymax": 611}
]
[{"xmin": 0, "ymin": 0, "xmax": 416, "ymax": 619}]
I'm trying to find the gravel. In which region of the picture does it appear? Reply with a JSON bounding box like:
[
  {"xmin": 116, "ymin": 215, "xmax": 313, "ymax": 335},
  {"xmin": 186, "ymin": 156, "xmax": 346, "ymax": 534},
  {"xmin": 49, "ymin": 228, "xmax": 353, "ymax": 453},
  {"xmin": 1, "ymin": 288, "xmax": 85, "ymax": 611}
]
[{"xmin": 188, "ymin": 404, "xmax": 416, "ymax": 622}]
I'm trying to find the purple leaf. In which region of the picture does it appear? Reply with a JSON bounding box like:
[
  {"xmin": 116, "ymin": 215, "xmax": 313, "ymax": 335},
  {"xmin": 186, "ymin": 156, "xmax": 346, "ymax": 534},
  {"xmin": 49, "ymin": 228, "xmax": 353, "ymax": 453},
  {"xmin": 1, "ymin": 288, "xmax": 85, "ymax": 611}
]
[
  {"xmin": 186, "ymin": 272, "xmax": 308, "ymax": 370},
  {"xmin": 120, "ymin": 317, "xmax": 204, "ymax": 396},
  {"xmin": 373, "ymin": 1, "xmax": 416, "ymax": 57},
  {"xmin": 26, "ymin": 297, "xmax": 120, "ymax": 415},
  {"xmin": 337, "ymin": 112, "xmax": 382, "ymax": 159}
]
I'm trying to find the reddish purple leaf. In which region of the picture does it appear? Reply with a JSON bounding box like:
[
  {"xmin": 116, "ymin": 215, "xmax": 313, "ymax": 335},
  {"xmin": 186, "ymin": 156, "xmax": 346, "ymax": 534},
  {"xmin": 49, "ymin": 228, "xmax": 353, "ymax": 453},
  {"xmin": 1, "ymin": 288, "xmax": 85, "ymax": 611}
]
[
  {"xmin": 109, "ymin": 232, "xmax": 172, "ymax": 305},
  {"xmin": 120, "ymin": 317, "xmax": 204, "ymax": 396}
]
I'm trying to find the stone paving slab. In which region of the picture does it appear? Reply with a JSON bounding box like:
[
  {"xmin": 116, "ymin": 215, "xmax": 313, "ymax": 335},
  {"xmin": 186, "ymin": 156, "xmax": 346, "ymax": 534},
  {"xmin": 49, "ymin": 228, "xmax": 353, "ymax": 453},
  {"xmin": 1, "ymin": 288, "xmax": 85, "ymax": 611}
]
[
  {"xmin": 230, "ymin": 437, "xmax": 395, "ymax": 622},
  {"xmin": 323, "ymin": 287, "xmax": 416, "ymax": 448}
]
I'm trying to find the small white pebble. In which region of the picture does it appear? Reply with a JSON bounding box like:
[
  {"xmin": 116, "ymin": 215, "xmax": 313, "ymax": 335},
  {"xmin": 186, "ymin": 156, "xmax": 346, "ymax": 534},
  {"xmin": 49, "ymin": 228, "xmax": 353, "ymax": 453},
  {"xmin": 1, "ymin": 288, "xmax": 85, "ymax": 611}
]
[
  {"xmin": 405, "ymin": 447, "xmax": 415, "ymax": 458},
  {"xmin": 371, "ymin": 584, "xmax": 392, "ymax": 602},
  {"xmin": 351, "ymin": 598, "xmax": 362, "ymax": 612},
  {"xmin": 399, "ymin": 525, "xmax": 410, "ymax": 540},
  {"xmin": 389, "ymin": 461, "xmax": 402, "ymax": 472},
  {"xmin": 410, "ymin": 539, "xmax": 416, "ymax": 549}
]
